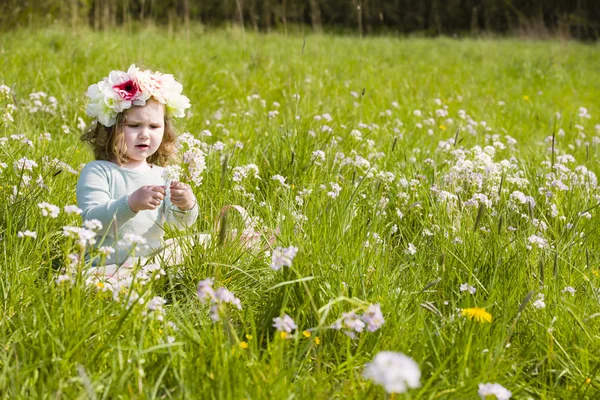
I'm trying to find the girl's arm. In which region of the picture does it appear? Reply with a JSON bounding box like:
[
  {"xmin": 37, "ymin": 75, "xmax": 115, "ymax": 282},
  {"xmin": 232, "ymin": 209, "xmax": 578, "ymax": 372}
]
[{"xmin": 76, "ymin": 163, "xmax": 137, "ymax": 234}]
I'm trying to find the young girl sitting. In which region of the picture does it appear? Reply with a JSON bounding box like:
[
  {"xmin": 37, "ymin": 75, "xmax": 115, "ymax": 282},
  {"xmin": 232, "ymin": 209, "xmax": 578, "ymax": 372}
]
[{"xmin": 77, "ymin": 64, "xmax": 198, "ymax": 273}]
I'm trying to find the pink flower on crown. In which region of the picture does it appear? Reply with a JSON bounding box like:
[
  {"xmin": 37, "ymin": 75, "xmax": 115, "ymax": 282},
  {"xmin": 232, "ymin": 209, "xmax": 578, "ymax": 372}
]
[{"xmin": 113, "ymin": 79, "xmax": 139, "ymax": 101}]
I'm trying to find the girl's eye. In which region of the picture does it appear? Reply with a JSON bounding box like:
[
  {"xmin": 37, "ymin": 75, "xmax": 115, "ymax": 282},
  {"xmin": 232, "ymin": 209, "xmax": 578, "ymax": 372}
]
[
  {"xmin": 128, "ymin": 124, "xmax": 139, "ymax": 128},
  {"xmin": 150, "ymin": 125, "xmax": 161, "ymax": 129}
]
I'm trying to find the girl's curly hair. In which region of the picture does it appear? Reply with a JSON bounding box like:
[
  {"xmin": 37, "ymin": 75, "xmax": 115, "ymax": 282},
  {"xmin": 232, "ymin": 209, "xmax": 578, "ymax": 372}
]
[{"xmin": 80, "ymin": 105, "xmax": 178, "ymax": 167}]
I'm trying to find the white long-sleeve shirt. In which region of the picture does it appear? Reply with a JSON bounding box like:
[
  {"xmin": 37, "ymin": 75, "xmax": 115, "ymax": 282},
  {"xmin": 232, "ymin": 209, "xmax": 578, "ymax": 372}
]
[{"xmin": 76, "ymin": 160, "xmax": 198, "ymax": 265}]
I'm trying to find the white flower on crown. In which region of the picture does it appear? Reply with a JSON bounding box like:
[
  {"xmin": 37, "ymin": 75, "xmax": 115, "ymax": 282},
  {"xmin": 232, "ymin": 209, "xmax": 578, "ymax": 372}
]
[{"xmin": 86, "ymin": 64, "xmax": 191, "ymax": 127}]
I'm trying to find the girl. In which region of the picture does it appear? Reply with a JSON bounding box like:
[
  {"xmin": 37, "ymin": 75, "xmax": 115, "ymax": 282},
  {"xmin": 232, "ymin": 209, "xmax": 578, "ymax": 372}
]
[{"xmin": 77, "ymin": 64, "xmax": 198, "ymax": 273}]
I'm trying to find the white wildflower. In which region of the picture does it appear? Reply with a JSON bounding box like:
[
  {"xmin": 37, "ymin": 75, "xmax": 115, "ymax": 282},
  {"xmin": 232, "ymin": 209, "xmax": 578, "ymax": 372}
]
[
  {"xmin": 478, "ymin": 383, "xmax": 512, "ymax": 400},
  {"xmin": 363, "ymin": 352, "xmax": 421, "ymax": 394},
  {"xmin": 64, "ymin": 205, "xmax": 83, "ymax": 215},
  {"xmin": 37, "ymin": 202, "xmax": 60, "ymax": 218},
  {"xmin": 272, "ymin": 314, "xmax": 297, "ymax": 333},
  {"xmin": 270, "ymin": 246, "xmax": 299, "ymax": 271},
  {"xmin": 17, "ymin": 230, "xmax": 37, "ymax": 238}
]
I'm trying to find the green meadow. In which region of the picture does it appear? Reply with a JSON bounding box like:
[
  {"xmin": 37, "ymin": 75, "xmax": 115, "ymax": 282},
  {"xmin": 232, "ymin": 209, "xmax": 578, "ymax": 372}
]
[{"xmin": 1, "ymin": 26, "xmax": 600, "ymax": 398}]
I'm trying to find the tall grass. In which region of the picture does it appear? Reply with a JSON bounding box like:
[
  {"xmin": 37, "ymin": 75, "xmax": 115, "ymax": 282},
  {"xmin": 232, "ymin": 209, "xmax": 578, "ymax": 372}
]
[{"xmin": 1, "ymin": 26, "xmax": 600, "ymax": 398}]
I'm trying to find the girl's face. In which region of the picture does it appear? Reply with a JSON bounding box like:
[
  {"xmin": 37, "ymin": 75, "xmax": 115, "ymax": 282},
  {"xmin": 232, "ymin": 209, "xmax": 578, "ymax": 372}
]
[{"xmin": 120, "ymin": 99, "xmax": 165, "ymax": 169}]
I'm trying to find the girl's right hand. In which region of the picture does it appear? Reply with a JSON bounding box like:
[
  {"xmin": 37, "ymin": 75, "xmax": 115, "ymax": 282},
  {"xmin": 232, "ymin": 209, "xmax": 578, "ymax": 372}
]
[{"xmin": 128, "ymin": 185, "xmax": 165, "ymax": 212}]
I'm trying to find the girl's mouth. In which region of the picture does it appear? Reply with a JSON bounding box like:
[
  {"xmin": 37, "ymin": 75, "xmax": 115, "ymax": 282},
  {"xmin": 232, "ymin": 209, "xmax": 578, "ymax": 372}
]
[{"xmin": 135, "ymin": 144, "xmax": 150, "ymax": 149}]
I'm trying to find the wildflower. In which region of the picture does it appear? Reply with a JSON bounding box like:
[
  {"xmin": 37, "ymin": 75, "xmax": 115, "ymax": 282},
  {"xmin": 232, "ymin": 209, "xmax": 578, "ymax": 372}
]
[
  {"xmin": 197, "ymin": 278, "xmax": 216, "ymax": 301},
  {"xmin": 361, "ymin": 304, "xmax": 385, "ymax": 332},
  {"xmin": 17, "ymin": 230, "xmax": 37, "ymax": 238},
  {"xmin": 532, "ymin": 293, "xmax": 546, "ymax": 309},
  {"xmin": 314, "ymin": 336, "xmax": 321, "ymax": 345},
  {"xmin": 460, "ymin": 283, "xmax": 476, "ymax": 294},
  {"xmin": 405, "ymin": 243, "xmax": 417, "ymax": 255},
  {"xmin": 116, "ymin": 232, "xmax": 147, "ymax": 251},
  {"xmin": 38, "ymin": 202, "xmax": 60, "ymax": 218},
  {"xmin": 341, "ymin": 311, "xmax": 366, "ymax": 337},
  {"xmin": 196, "ymin": 278, "xmax": 241, "ymax": 322},
  {"xmin": 461, "ymin": 307, "xmax": 492, "ymax": 323},
  {"xmin": 144, "ymin": 296, "xmax": 167, "ymax": 320},
  {"xmin": 83, "ymin": 219, "xmax": 103, "ymax": 231},
  {"xmin": 0, "ymin": 84, "xmax": 10, "ymax": 98},
  {"xmin": 327, "ymin": 182, "xmax": 342, "ymax": 199},
  {"xmin": 215, "ymin": 287, "xmax": 242, "ymax": 310},
  {"xmin": 55, "ymin": 274, "xmax": 72, "ymax": 285},
  {"xmin": 14, "ymin": 157, "xmax": 38, "ymax": 172},
  {"xmin": 161, "ymin": 165, "xmax": 182, "ymax": 181},
  {"xmin": 312, "ymin": 150, "xmax": 326, "ymax": 165},
  {"xmin": 478, "ymin": 382, "xmax": 512, "ymax": 399},
  {"xmin": 239, "ymin": 341, "xmax": 249, "ymax": 349},
  {"xmin": 270, "ymin": 246, "xmax": 298, "ymax": 271},
  {"xmin": 579, "ymin": 107, "xmax": 591, "ymax": 119},
  {"xmin": 363, "ymin": 351, "xmax": 421, "ymax": 394},
  {"xmin": 527, "ymin": 235, "xmax": 549, "ymax": 250},
  {"xmin": 64, "ymin": 205, "xmax": 83, "ymax": 215},
  {"xmin": 562, "ymin": 286, "xmax": 576, "ymax": 296},
  {"xmin": 302, "ymin": 330, "xmax": 311, "ymax": 338},
  {"xmin": 98, "ymin": 246, "xmax": 115, "ymax": 256},
  {"xmin": 271, "ymin": 174, "xmax": 290, "ymax": 188},
  {"xmin": 272, "ymin": 314, "xmax": 297, "ymax": 333}
]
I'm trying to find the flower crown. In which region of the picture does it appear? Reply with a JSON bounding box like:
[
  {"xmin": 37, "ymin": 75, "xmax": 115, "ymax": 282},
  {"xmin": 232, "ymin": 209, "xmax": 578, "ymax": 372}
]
[{"xmin": 86, "ymin": 64, "xmax": 191, "ymax": 127}]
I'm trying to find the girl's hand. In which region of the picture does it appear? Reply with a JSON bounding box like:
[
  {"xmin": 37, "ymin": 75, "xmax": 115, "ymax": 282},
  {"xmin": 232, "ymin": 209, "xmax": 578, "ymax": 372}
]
[
  {"xmin": 128, "ymin": 185, "xmax": 165, "ymax": 212},
  {"xmin": 170, "ymin": 181, "xmax": 196, "ymax": 210}
]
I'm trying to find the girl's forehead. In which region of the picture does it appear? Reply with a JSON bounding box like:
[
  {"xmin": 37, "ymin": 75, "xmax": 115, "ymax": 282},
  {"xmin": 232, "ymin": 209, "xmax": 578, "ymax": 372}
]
[{"xmin": 126, "ymin": 100, "xmax": 165, "ymax": 121}]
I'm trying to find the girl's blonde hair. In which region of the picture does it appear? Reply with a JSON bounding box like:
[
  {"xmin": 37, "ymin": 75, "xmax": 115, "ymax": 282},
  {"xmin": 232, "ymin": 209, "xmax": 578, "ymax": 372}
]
[{"xmin": 80, "ymin": 105, "xmax": 177, "ymax": 167}]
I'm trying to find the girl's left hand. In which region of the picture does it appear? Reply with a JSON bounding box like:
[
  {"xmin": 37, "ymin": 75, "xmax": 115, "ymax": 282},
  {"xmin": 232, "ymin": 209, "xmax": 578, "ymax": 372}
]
[{"xmin": 170, "ymin": 181, "xmax": 196, "ymax": 210}]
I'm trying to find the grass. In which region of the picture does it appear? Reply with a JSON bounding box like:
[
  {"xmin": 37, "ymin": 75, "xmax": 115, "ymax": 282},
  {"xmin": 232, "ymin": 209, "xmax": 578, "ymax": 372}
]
[{"xmin": 1, "ymin": 25, "xmax": 600, "ymax": 398}]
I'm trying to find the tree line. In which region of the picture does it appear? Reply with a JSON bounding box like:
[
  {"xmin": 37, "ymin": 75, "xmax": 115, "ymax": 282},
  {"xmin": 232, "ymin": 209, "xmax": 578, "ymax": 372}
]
[{"xmin": 2, "ymin": 0, "xmax": 599, "ymax": 39}]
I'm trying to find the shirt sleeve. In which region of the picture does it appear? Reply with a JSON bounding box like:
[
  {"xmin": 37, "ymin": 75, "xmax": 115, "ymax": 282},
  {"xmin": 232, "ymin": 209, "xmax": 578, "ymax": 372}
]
[
  {"xmin": 76, "ymin": 163, "xmax": 137, "ymax": 234},
  {"xmin": 164, "ymin": 182, "xmax": 199, "ymax": 230}
]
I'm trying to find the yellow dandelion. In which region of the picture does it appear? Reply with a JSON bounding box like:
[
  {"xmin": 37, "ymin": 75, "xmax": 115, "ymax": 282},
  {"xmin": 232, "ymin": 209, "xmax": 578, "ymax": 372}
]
[
  {"xmin": 439, "ymin": 125, "xmax": 446, "ymax": 131},
  {"xmin": 96, "ymin": 282, "xmax": 105, "ymax": 289},
  {"xmin": 291, "ymin": 184, "xmax": 295, "ymax": 189},
  {"xmin": 158, "ymin": 329, "xmax": 163, "ymax": 334},
  {"xmin": 461, "ymin": 307, "xmax": 492, "ymax": 323},
  {"xmin": 239, "ymin": 341, "xmax": 249, "ymax": 349},
  {"xmin": 522, "ymin": 95, "xmax": 530, "ymax": 101},
  {"xmin": 585, "ymin": 377, "xmax": 591, "ymax": 384},
  {"xmin": 280, "ymin": 331, "xmax": 288, "ymax": 339},
  {"xmin": 245, "ymin": 334, "xmax": 253, "ymax": 340},
  {"xmin": 314, "ymin": 336, "xmax": 321, "ymax": 345},
  {"xmin": 302, "ymin": 330, "xmax": 311, "ymax": 338}
]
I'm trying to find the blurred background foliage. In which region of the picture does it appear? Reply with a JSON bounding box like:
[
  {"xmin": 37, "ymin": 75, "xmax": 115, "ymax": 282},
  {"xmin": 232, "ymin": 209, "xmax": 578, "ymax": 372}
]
[{"xmin": 1, "ymin": 0, "xmax": 599, "ymax": 39}]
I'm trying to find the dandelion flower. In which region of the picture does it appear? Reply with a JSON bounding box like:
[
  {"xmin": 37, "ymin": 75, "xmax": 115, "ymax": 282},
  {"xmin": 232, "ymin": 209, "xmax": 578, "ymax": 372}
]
[
  {"xmin": 363, "ymin": 351, "xmax": 421, "ymax": 394},
  {"xmin": 461, "ymin": 307, "xmax": 492, "ymax": 323},
  {"xmin": 478, "ymin": 382, "xmax": 512, "ymax": 399}
]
